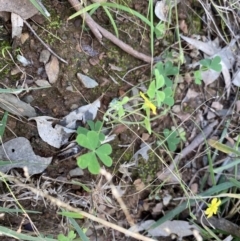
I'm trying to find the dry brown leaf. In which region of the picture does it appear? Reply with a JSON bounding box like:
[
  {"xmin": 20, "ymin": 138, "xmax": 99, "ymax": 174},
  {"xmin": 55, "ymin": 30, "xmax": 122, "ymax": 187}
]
[
  {"xmin": 45, "ymin": 56, "xmax": 59, "ymax": 84},
  {"xmin": 179, "ymin": 19, "xmax": 188, "ymax": 34}
]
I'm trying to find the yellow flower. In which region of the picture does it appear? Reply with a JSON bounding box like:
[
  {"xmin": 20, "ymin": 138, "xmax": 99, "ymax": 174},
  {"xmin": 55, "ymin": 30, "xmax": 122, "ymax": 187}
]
[
  {"xmin": 140, "ymin": 92, "xmax": 157, "ymax": 115},
  {"xmin": 205, "ymin": 198, "xmax": 221, "ymax": 218}
]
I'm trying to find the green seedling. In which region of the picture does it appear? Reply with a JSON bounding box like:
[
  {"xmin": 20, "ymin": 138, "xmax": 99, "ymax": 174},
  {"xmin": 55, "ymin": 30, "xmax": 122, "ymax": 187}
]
[
  {"xmin": 163, "ymin": 127, "xmax": 183, "ymax": 152},
  {"xmin": 200, "ymin": 56, "xmax": 222, "ymax": 72},
  {"xmin": 0, "ymin": 112, "xmax": 8, "ymax": 141},
  {"xmin": 1, "ymin": 46, "xmax": 11, "ymax": 58},
  {"xmin": 147, "ymin": 69, "xmax": 166, "ymax": 107},
  {"xmin": 76, "ymin": 121, "xmax": 112, "ymax": 174},
  {"xmin": 154, "ymin": 22, "xmax": 166, "ymax": 39},
  {"xmin": 58, "ymin": 230, "xmax": 76, "ymax": 241},
  {"xmin": 108, "ymin": 97, "xmax": 129, "ymax": 119},
  {"xmin": 194, "ymin": 56, "xmax": 222, "ymax": 85}
]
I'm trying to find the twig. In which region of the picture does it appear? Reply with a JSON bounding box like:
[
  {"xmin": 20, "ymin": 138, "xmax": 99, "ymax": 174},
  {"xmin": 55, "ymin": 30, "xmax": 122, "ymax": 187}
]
[
  {"xmin": 2, "ymin": 173, "xmax": 155, "ymax": 241},
  {"xmin": 23, "ymin": 20, "xmax": 68, "ymax": 64},
  {"xmin": 100, "ymin": 168, "xmax": 135, "ymax": 227},
  {"xmin": 68, "ymin": 0, "xmax": 153, "ymax": 63}
]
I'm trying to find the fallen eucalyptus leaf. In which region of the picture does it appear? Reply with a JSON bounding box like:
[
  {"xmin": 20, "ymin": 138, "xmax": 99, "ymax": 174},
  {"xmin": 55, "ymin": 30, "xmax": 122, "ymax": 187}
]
[
  {"xmin": 45, "ymin": 55, "xmax": 59, "ymax": 84},
  {"xmin": 129, "ymin": 220, "xmax": 197, "ymax": 238},
  {"xmin": 11, "ymin": 13, "xmax": 23, "ymax": 38},
  {"xmin": 0, "ymin": 137, "xmax": 52, "ymax": 175},
  {"xmin": 232, "ymin": 69, "xmax": 240, "ymax": 87},
  {"xmin": 59, "ymin": 99, "xmax": 101, "ymax": 129},
  {"xmin": 155, "ymin": 0, "xmax": 180, "ymax": 22},
  {"xmin": 132, "ymin": 142, "xmax": 152, "ymax": 162},
  {"xmin": 0, "ymin": 93, "xmax": 36, "ymax": 117},
  {"xmin": 181, "ymin": 35, "xmax": 220, "ymax": 56},
  {"xmin": 0, "ymin": 0, "xmax": 38, "ymax": 19},
  {"xmin": 29, "ymin": 116, "xmax": 75, "ymax": 148}
]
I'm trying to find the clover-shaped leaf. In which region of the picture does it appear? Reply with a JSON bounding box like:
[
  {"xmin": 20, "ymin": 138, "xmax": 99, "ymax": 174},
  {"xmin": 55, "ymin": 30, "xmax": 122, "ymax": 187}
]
[
  {"xmin": 96, "ymin": 144, "xmax": 112, "ymax": 167},
  {"xmin": 210, "ymin": 56, "xmax": 222, "ymax": 72},
  {"xmin": 76, "ymin": 121, "xmax": 113, "ymax": 174},
  {"xmin": 147, "ymin": 81, "xmax": 156, "ymax": 99},
  {"xmin": 77, "ymin": 152, "xmax": 100, "ymax": 174},
  {"xmin": 156, "ymin": 91, "xmax": 165, "ymax": 106},
  {"xmin": 77, "ymin": 131, "xmax": 100, "ymax": 151},
  {"xmin": 163, "ymin": 128, "xmax": 181, "ymax": 152}
]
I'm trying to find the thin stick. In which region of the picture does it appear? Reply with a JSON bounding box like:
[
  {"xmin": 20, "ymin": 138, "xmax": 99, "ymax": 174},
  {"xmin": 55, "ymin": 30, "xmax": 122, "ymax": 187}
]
[
  {"xmin": 68, "ymin": 0, "xmax": 153, "ymax": 63},
  {"xmin": 23, "ymin": 20, "xmax": 68, "ymax": 64}
]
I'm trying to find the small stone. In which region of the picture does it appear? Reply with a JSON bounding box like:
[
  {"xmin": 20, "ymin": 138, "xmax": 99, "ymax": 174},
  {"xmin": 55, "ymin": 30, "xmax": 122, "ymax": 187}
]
[
  {"xmin": 190, "ymin": 183, "xmax": 198, "ymax": 194},
  {"xmin": 45, "ymin": 56, "xmax": 59, "ymax": 84},
  {"xmin": 37, "ymin": 67, "xmax": 44, "ymax": 75},
  {"xmin": 77, "ymin": 73, "xmax": 98, "ymax": 88},
  {"xmin": 39, "ymin": 50, "xmax": 51, "ymax": 64},
  {"xmin": 207, "ymin": 110, "xmax": 216, "ymax": 120},
  {"xmin": 85, "ymin": 228, "xmax": 93, "ymax": 236},
  {"xmin": 211, "ymin": 101, "xmax": 223, "ymax": 111},
  {"xmin": 66, "ymin": 86, "xmax": 74, "ymax": 92},
  {"xmin": 35, "ymin": 79, "xmax": 51, "ymax": 87},
  {"xmin": 163, "ymin": 194, "xmax": 172, "ymax": 206},
  {"xmin": 69, "ymin": 167, "xmax": 84, "ymax": 177},
  {"xmin": 11, "ymin": 67, "xmax": 21, "ymax": 75},
  {"xmin": 23, "ymin": 95, "xmax": 34, "ymax": 104},
  {"xmin": 179, "ymin": 83, "xmax": 185, "ymax": 90},
  {"xmin": 89, "ymin": 56, "xmax": 99, "ymax": 66},
  {"xmin": 152, "ymin": 202, "xmax": 163, "ymax": 214},
  {"xmin": 172, "ymin": 105, "xmax": 181, "ymax": 113},
  {"xmin": 70, "ymin": 104, "xmax": 78, "ymax": 110}
]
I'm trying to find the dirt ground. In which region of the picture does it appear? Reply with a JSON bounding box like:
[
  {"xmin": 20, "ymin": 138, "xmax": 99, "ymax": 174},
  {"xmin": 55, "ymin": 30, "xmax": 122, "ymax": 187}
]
[{"xmin": 0, "ymin": 0, "xmax": 239, "ymax": 240}]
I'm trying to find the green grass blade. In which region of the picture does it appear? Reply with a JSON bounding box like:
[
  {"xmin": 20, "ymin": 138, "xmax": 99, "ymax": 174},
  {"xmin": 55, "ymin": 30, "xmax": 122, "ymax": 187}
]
[
  {"xmin": 208, "ymin": 139, "xmax": 240, "ymax": 156},
  {"xmin": 0, "ymin": 207, "xmax": 41, "ymax": 213},
  {"xmin": 0, "ymin": 86, "xmax": 50, "ymax": 94},
  {"xmin": 0, "ymin": 111, "xmax": 8, "ymax": 138},
  {"xmin": 68, "ymin": 3, "xmax": 152, "ymax": 27},
  {"xmin": 68, "ymin": 3, "xmax": 101, "ymax": 20},
  {"xmin": 69, "ymin": 217, "xmax": 89, "ymax": 241},
  {"xmin": 213, "ymin": 159, "xmax": 240, "ymax": 173},
  {"xmin": 0, "ymin": 225, "xmax": 57, "ymax": 241},
  {"xmin": 58, "ymin": 211, "xmax": 83, "ymax": 219},
  {"xmin": 102, "ymin": 6, "xmax": 118, "ymax": 38},
  {"xmin": 28, "ymin": 0, "xmax": 50, "ymax": 19}
]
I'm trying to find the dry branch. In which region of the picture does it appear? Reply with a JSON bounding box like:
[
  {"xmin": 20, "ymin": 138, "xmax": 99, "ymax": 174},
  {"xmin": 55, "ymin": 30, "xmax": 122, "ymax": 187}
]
[{"xmin": 68, "ymin": 0, "xmax": 153, "ymax": 63}]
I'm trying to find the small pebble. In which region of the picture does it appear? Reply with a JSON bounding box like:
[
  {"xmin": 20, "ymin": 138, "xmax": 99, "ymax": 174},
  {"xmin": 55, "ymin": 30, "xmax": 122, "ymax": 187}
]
[
  {"xmin": 190, "ymin": 183, "xmax": 198, "ymax": 194},
  {"xmin": 77, "ymin": 73, "xmax": 98, "ymax": 88},
  {"xmin": 70, "ymin": 104, "xmax": 78, "ymax": 110},
  {"xmin": 172, "ymin": 105, "xmax": 181, "ymax": 113},
  {"xmin": 69, "ymin": 167, "xmax": 84, "ymax": 177},
  {"xmin": 39, "ymin": 49, "xmax": 51, "ymax": 64},
  {"xmin": 23, "ymin": 95, "xmax": 34, "ymax": 104},
  {"xmin": 163, "ymin": 194, "xmax": 172, "ymax": 206}
]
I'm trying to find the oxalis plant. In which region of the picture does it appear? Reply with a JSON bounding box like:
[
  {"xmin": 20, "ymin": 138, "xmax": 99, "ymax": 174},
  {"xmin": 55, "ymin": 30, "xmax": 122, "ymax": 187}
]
[
  {"xmin": 76, "ymin": 120, "xmax": 112, "ymax": 174},
  {"xmin": 106, "ymin": 61, "xmax": 179, "ymax": 134}
]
